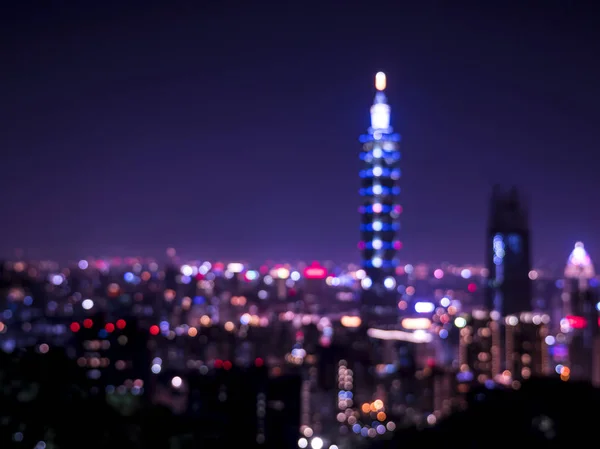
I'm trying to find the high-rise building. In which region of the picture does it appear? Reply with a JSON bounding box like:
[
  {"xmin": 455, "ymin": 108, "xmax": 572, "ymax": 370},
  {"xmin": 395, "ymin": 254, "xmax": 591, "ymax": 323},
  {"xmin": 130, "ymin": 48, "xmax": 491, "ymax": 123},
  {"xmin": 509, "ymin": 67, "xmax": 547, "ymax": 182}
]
[
  {"xmin": 302, "ymin": 262, "xmax": 327, "ymax": 300},
  {"xmin": 416, "ymin": 364, "xmax": 457, "ymax": 418},
  {"xmin": 457, "ymin": 309, "xmax": 501, "ymax": 384},
  {"xmin": 485, "ymin": 186, "xmax": 532, "ymax": 317},
  {"xmin": 504, "ymin": 312, "xmax": 551, "ymax": 384},
  {"xmin": 562, "ymin": 242, "xmax": 599, "ymax": 383},
  {"xmin": 358, "ymin": 72, "xmax": 402, "ymax": 324},
  {"xmin": 563, "ymin": 242, "xmax": 595, "ymax": 318}
]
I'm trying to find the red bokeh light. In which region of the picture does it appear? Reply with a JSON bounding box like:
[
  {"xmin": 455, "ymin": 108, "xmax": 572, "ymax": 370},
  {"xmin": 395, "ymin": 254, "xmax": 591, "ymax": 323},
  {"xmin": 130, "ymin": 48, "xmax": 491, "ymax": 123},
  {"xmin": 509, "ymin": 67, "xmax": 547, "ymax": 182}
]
[
  {"xmin": 83, "ymin": 319, "xmax": 93, "ymax": 329},
  {"xmin": 214, "ymin": 359, "xmax": 223, "ymax": 369},
  {"xmin": 70, "ymin": 322, "xmax": 80, "ymax": 332},
  {"xmin": 223, "ymin": 360, "xmax": 232, "ymax": 370},
  {"xmin": 149, "ymin": 325, "xmax": 160, "ymax": 335},
  {"xmin": 255, "ymin": 357, "xmax": 264, "ymax": 367},
  {"xmin": 116, "ymin": 319, "xmax": 126, "ymax": 329},
  {"xmin": 566, "ymin": 315, "xmax": 587, "ymax": 329},
  {"xmin": 304, "ymin": 262, "xmax": 327, "ymax": 279},
  {"xmin": 105, "ymin": 323, "xmax": 115, "ymax": 333},
  {"xmin": 467, "ymin": 283, "xmax": 477, "ymax": 293}
]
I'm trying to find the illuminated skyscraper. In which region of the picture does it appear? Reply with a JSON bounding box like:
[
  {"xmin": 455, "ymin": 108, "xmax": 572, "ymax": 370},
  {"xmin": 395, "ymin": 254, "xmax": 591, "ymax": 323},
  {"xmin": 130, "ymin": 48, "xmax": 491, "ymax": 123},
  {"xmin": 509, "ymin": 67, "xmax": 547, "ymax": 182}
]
[
  {"xmin": 562, "ymin": 242, "xmax": 599, "ymax": 383},
  {"xmin": 485, "ymin": 186, "xmax": 532, "ymax": 317},
  {"xmin": 358, "ymin": 72, "xmax": 402, "ymax": 324},
  {"xmin": 564, "ymin": 242, "xmax": 595, "ymax": 302}
]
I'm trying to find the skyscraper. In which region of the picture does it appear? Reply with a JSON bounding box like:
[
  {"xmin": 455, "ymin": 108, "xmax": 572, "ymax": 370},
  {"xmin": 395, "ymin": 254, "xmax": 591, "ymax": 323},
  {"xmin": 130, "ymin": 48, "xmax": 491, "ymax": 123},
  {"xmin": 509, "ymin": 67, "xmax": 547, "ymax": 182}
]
[
  {"xmin": 358, "ymin": 72, "xmax": 402, "ymax": 324},
  {"xmin": 562, "ymin": 242, "xmax": 599, "ymax": 382},
  {"xmin": 485, "ymin": 186, "xmax": 532, "ymax": 317},
  {"xmin": 564, "ymin": 242, "xmax": 595, "ymax": 304}
]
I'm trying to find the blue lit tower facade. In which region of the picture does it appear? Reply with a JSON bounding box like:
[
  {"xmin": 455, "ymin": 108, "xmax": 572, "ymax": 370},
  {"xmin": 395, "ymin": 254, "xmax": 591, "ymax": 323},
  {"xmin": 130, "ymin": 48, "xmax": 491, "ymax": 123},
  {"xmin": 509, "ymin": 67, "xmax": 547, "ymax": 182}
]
[{"xmin": 358, "ymin": 72, "xmax": 402, "ymax": 325}]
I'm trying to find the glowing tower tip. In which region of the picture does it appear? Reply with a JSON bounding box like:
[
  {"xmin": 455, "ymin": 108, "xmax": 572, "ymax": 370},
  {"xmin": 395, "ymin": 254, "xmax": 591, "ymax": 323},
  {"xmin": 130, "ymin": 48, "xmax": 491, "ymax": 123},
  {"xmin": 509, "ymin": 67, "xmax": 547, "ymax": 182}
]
[{"xmin": 375, "ymin": 72, "xmax": 386, "ymax": 91}]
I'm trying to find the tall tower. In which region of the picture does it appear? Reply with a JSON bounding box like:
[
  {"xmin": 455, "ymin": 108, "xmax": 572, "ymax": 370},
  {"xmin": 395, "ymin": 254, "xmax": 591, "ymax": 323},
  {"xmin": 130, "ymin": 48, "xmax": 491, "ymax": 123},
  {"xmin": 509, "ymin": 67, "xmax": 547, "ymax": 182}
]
[
  {"xmin": 564, "ymin": 242, "xmax": 595, "ymax": 301},
  {"xmin": 485, "ymin": 186, "xmax": 532, "ymax": 317},
  {"xmin": 563, "ymin": 242, "xmax": 599, "ymax": 382},
  {"xmin": 358, "ymin": 72, "xmax": 402, "ymax": 325}
]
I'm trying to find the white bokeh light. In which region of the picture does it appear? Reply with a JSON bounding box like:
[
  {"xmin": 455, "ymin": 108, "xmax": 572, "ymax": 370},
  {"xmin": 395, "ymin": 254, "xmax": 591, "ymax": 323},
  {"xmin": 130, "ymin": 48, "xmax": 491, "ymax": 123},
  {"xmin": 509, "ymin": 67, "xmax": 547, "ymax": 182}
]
[
  {"xmin": 414, "ymin": 301, "xmax": 435, "ymax": 313},
  {"xmin": 311, "ymin": 437, "xmax": 324, "ymax": 449},
  {"xmin": 370, "ymin": 101, "xmax": 391, "ymax": 130},
  {"xmin": 384, "ymin": 277, "xmax": 396, "ymax": 289},
  {"xmin": 180, "ymin": 264, "xmax": 193, "ymax": 276}
]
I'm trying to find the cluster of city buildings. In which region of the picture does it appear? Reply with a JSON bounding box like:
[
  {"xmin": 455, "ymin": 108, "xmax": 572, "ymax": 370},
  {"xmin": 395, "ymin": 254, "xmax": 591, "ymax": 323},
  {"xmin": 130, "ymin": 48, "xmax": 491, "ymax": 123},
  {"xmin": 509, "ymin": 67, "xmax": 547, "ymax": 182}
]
[
  {"xmin": 1, "ymin": 73, "xmax": 599, "ymax": 449},
  {"xmin": 358, "ymin": 72, "xmax": 600, "ymax": 389}
]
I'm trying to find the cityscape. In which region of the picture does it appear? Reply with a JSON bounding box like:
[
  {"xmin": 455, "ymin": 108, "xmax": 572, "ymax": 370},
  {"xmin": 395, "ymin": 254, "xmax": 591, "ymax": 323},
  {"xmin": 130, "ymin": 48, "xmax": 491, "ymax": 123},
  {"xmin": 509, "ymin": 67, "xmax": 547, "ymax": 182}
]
[
  {"xmin": 2, "ymin": 71, "xmax": 599, "ymax": 448},
  {"xmin": 2, "ymin": 2, "xmax": 600, "ymax": 449}
]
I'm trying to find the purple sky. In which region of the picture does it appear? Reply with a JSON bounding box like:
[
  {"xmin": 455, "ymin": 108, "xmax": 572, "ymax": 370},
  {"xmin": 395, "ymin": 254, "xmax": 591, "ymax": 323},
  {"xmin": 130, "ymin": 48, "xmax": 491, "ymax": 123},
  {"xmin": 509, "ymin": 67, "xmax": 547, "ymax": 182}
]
[{"xmin": 2, "ymin": 1, "xmax": 599, "ymax": 268}]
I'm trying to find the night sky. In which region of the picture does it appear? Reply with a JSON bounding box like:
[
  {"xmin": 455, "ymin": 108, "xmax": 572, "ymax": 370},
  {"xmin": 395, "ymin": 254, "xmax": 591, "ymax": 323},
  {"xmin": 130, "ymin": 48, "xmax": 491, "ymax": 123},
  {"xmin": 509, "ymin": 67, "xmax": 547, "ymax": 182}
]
[{"xmin": 2, "ymin": 1, "xmax": 599, "ymax": 267}]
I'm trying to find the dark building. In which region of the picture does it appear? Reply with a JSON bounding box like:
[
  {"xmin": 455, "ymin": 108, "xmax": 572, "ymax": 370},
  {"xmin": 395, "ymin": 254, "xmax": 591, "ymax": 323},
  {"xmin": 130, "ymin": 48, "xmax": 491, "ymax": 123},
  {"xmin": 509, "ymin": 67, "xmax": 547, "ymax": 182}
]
[
  {"xmin": 317, "ymin": 344, "xmax": 340, "ymax": 391},
  {"xmin": 164, "ymin": 264, "xmax": 179, "ymax": 291},
  {"xmin": 393, "ymin": 378, "xmax": 600, "ymax": 447},
  {"xmin": 415, "ymin": 365, "xmax": 458, "ymax": 417},
  {"xmin": 302, "ymin": 262, "xmax": 328, "ymax": 301},
  {"xmin": 186, "ymin": 365, "xmax": 301, "ymax": 449},
  {"xmin": 265, "ymin": 374, "xmax": 302, "ymax": 449},
  {"xmin": 485, "ymin": 186, "xmax": 532, "ymax": 316},
  {"xmin": 0, "ymin": 261, "xmax": 7, "ymax": 288},
  {"xmin": 458, "ymin": 310, "xmax": 501, "ymax": 383},
  {"xmin": 505, "ymin": 313, "xmax": 551, "ymax": 382}
]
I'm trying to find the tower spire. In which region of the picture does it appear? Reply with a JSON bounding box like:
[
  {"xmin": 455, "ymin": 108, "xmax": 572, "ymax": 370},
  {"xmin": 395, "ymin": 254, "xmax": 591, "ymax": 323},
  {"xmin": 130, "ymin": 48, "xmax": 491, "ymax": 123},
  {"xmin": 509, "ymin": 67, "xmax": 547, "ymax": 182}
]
[
  {"xmin": 375, "ymin": 72, "xmax": 387, "ymax": 91},
  {"xmin": 370, "ymin": 72, "xmax": 391, "ymax": 131}
]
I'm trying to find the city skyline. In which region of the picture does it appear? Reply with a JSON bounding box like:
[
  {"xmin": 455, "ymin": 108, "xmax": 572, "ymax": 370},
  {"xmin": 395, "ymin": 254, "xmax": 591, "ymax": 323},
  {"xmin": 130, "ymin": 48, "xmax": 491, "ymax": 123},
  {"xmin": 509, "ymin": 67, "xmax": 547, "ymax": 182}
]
[
  {"xmin": 3, "ymin": 3, "xmax": 600, "ymax": 448},
  {"xmin": 2, "ymin": 2, "xmax": 600, "ymax": 266}
]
